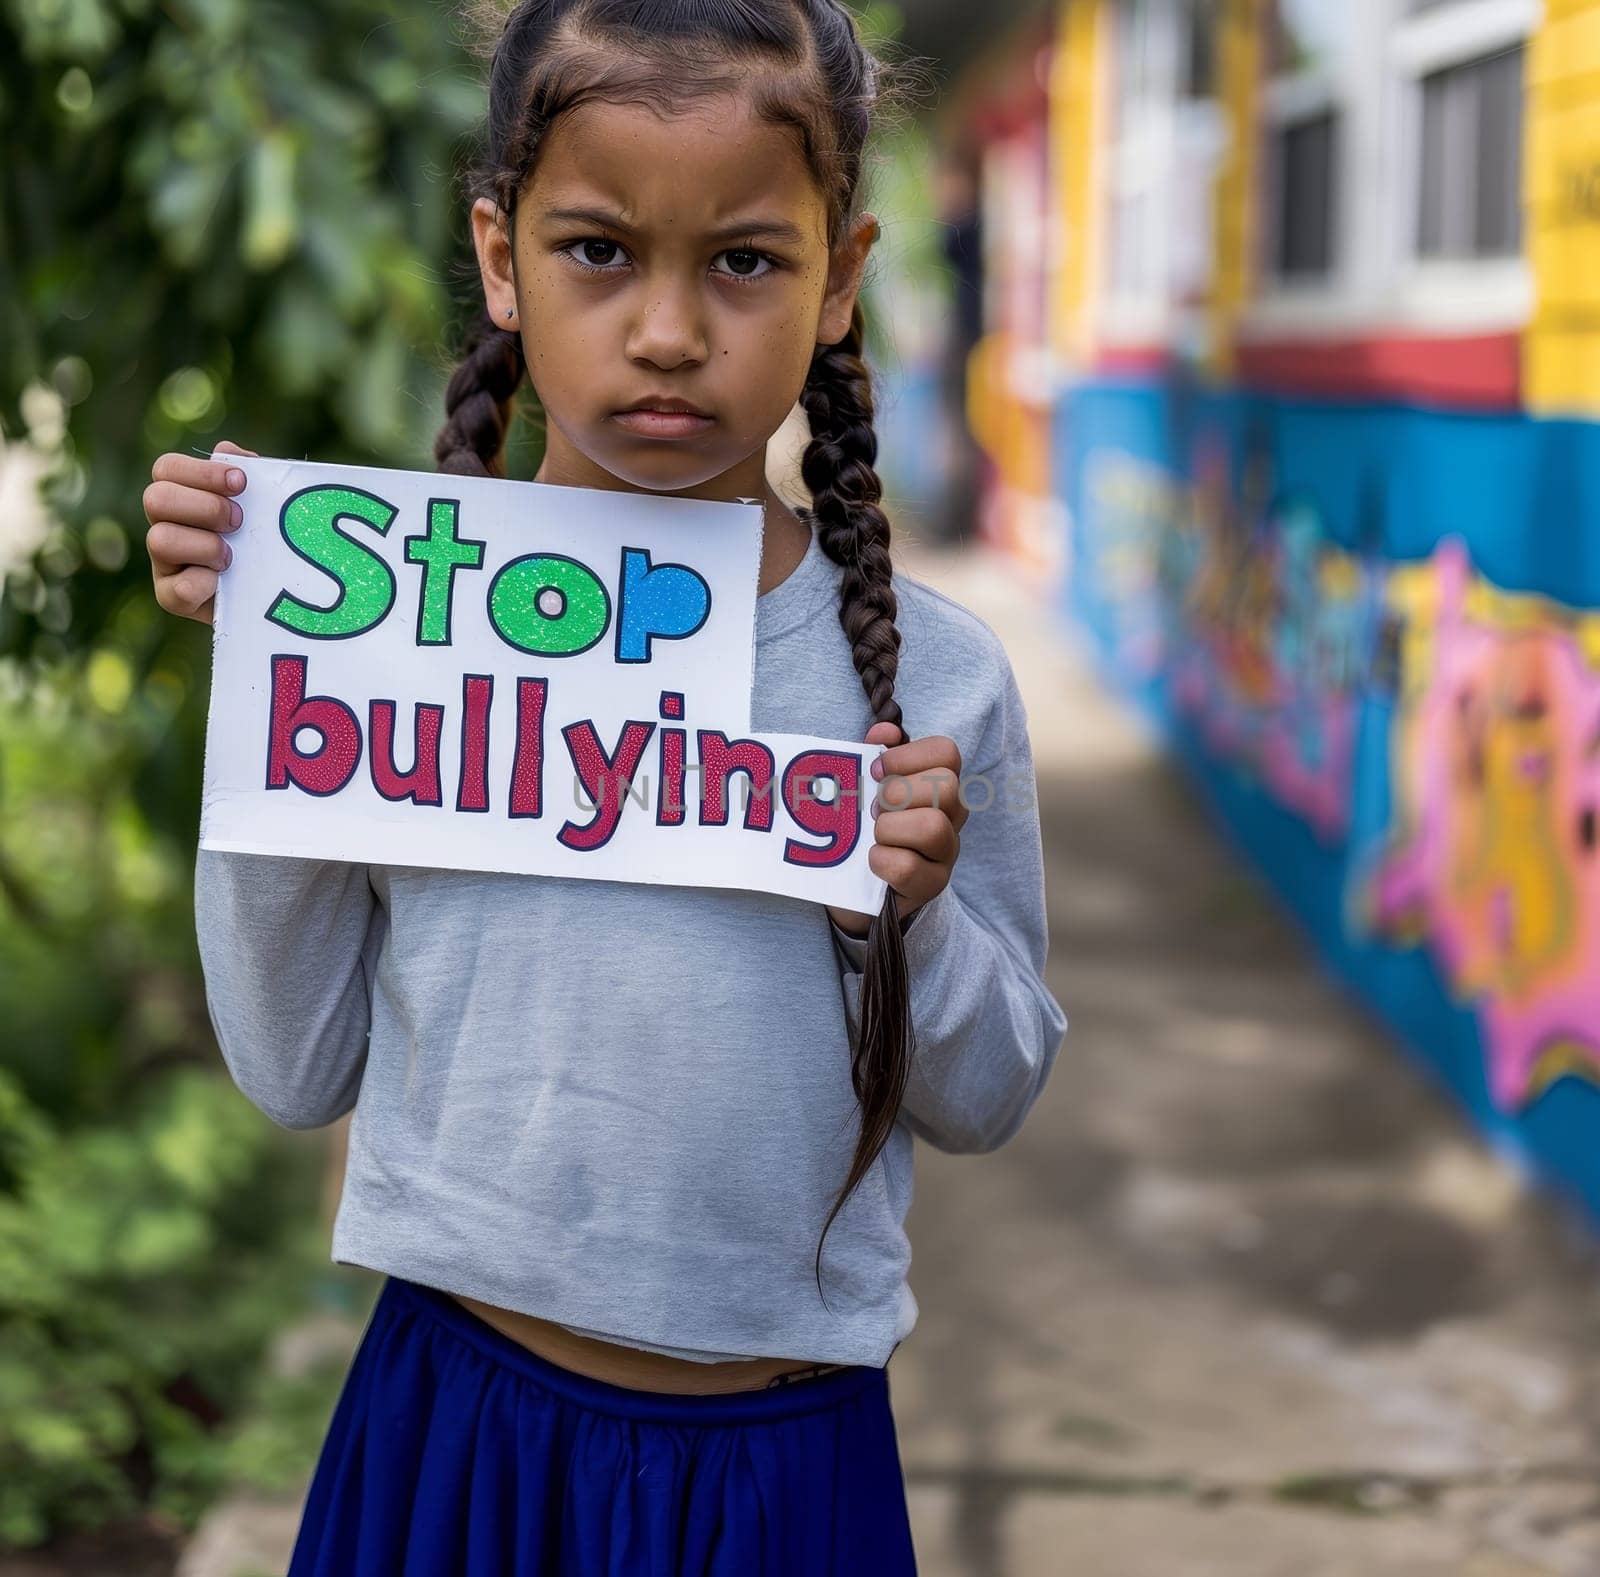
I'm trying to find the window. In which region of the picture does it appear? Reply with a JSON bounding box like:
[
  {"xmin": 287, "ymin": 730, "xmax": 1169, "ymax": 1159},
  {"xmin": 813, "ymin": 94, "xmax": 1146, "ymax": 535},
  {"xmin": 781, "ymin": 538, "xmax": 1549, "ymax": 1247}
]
[
  {"xmin": 1248, "ymin": 0, "xmax": 1531, "ymax": 333},
  {"xmin": 1417, "ymin": 46, "xmax": 1523, "ymax": 258},
  {"xmin": 1262, "ymin": 3, "xmax": 1349, "ymax": 287},
  {"xmin": 1274, "ymin": 111, "xmax": 1338, "ymax": 277},
  {"xmin": 1181, "ymin": 0, "xmax": 1217, "ymax": 100}
]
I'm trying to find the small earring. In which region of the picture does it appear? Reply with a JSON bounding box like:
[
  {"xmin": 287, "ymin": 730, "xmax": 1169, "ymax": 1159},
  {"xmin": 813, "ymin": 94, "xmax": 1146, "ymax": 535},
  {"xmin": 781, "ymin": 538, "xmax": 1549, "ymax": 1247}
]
[{"xmin": 505, "ymin": 308, "xmax": 514, "ymax": 320}]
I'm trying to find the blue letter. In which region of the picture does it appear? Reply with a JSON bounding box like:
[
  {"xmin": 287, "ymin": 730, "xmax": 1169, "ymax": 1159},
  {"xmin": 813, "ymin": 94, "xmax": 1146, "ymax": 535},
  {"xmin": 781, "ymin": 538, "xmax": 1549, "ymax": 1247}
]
[{"xmin": 615, "ymin": 546, "xmax": 711, "ymax": 664}]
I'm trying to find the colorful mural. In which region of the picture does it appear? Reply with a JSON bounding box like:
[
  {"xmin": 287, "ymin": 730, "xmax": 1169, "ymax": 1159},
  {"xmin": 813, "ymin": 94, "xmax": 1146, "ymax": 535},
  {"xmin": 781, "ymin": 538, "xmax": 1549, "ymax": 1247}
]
[
  {"xmin": 1056, "ymin": 377, "xmax": 1600, "ymax": 1221},
  {"xmin": 1361, "ymin": 536, "xmax": 1600, "ymax": 1113},
  {"xmin": 1079, "ymin": 439, "xmax": 1382, "ymax": 844}
]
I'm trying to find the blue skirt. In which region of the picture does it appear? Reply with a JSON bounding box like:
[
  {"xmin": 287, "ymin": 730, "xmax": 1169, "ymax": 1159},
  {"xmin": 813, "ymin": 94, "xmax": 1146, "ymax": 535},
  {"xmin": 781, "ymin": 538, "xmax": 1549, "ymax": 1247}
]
[{"xmin": 287, "ymin": 1275, "xmax": 919, "ymax": 1575}]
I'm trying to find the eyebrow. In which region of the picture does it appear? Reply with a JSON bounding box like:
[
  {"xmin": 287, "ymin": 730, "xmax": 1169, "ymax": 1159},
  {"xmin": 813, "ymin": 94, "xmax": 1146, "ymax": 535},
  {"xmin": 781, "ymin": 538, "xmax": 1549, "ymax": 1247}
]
[{"xmin": 538, "ymin": 205, "xmax": 809, "ymax": 246}]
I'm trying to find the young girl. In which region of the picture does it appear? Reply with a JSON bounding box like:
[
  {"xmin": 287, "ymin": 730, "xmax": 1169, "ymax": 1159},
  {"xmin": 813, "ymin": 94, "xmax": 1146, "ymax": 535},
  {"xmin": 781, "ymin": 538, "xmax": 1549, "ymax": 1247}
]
[{"xmin": 141, "ymin": 1, "xmax": 1066, "ymax": 1570}]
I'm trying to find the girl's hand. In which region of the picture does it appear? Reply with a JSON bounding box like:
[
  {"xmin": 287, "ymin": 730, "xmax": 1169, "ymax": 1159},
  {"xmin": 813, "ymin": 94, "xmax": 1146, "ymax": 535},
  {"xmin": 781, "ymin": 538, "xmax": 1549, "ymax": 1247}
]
[
  {"xmin": 826, "ymin": 722, "xmax": 968, "ymax": 940},
  {"xmin": 143, "ymin": 439, "xmax": 257, "ymax": 624}
]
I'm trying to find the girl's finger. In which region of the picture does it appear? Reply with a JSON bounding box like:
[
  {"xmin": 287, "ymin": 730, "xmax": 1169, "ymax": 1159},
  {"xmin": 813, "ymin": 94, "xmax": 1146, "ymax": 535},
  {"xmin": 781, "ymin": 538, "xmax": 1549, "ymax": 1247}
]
[
  {"xmin": 143, "ymin": 479, "xmax": 242, "ymax": 533},
  {"xmin": 874, "ymin": 766, "xmax": 967, "ymax": 828},
  {"xmin": 146, "ymin": 521, "xmax": 233, "ymax": 574},
  {"xmin": 867, "ymin": 844, "xmax": 943, "ymax": 905},
  {"xmin": 872, "ymin": 805, "xmax": 960, "ymax": 865},
  {"xmin": 873, "ymin": 733, "xmax": 962, "ymax": 781},
  {"xmin": 150, "ymin": 452, "xmax": 252, "ymax": 499},
  {"xmin": 155, "ymin": 566, "xmax": 219, "ymax": 622}
]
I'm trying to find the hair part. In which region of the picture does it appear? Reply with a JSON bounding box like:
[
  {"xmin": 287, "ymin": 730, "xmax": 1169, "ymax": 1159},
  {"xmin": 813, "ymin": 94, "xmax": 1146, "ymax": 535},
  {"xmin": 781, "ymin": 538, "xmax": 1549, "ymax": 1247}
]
[{"xmin": 434, "ymin": 0, "xmax": 932, "ymax": 1306}]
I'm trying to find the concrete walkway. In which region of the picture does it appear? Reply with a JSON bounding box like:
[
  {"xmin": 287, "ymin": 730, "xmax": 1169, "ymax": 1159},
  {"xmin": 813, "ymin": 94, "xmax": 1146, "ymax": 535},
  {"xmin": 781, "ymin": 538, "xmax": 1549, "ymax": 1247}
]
[
  {"xmin": 178, "ymin": 535, "xmax": 1600, "ymax": 1577},
  {"xmin": 888, "ymin": 534, "xmax": 1600, "ymax": 1576}
]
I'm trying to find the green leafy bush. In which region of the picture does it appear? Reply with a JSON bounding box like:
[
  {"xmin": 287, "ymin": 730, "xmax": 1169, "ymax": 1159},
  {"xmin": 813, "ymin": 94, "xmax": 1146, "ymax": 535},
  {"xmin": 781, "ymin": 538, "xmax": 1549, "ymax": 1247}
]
[
  {"xmin": 0, "ymin": 1062, "xmax": 330, "ymax": 1547},
  {"xmin": 0, "ymin": 0, "xmax": 487, "ymax": 1550}
]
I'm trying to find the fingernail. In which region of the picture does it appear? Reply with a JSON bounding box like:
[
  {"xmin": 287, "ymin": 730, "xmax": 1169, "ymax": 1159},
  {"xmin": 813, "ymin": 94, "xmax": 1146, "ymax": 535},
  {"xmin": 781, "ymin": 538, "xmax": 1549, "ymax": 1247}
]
[
  {"xmin": 870, "ymin": 797, "xmax": 880, "ymax": 819},
  {"xmin": 870, "ymin": 756, "xmax": 884, "ymax": 779},
  {"xmin": 223, "ymin": 541, "xmax": 233, "ymax": 568},
  {"xmin": 227, "ymin": 468, "xmax": 246, "ymax": 492},
  {"xmin": 230, "ymin": 499, "xmax": 243, "ymax": 527}
]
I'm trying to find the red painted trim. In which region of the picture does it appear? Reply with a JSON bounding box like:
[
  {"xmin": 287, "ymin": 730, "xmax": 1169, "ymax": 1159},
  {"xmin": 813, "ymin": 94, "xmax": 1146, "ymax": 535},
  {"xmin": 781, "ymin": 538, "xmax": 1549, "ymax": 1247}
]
[
  {"xmin": 1094, "ymin": 344, "xmax": 1169, "ymax": 377},
  {"xmin": 1234, "ymin": 332, "xmax": 1521, "ymax": 410}
]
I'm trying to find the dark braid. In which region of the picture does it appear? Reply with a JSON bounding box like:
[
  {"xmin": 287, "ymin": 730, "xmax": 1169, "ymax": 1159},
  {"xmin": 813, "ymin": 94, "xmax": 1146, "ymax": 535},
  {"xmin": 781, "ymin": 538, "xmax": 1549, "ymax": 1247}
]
[
  {"xmin": 434, "ymin": 302, "xmax": 528, "ymax": 477},
  {"xmin": 802, "ymin": 302, "xmax": 902, "ymax": 734},
  {"xmin": 433, "ymin": 0, "xmax": 929, "ymax": 1308},
  {"xmin": 800, "ymin": 296, "xmax": 915, "ymax": 1302}
]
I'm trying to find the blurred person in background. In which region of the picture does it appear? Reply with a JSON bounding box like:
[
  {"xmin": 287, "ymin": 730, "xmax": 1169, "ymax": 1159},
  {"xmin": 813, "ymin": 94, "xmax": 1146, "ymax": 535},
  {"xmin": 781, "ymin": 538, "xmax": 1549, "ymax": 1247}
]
[{"xmin": 932, "ymin": 138, "xmax": 984, "ymax": 548}]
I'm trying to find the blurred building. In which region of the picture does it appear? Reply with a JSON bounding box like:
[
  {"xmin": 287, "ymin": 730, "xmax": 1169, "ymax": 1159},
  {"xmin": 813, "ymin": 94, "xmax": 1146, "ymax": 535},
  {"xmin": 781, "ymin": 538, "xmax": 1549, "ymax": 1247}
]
[{"xmin": 917, "ymin": 0, "xmax": 1600, "ymax": 1231}]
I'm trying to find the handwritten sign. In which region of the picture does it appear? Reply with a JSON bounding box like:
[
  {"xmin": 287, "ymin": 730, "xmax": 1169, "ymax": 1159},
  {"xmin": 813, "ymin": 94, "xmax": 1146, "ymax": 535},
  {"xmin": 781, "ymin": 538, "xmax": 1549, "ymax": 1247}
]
[{"xmin": 199, "ymin": 455, "xmax": 889, "ymax": 912}]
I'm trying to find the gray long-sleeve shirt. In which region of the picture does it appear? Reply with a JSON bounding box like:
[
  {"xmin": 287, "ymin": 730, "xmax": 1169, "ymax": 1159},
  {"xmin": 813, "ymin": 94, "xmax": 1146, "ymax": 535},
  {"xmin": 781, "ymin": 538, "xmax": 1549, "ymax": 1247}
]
[{"xmin": 194, "ymin": 518, "xmax": 1068, "ymax": 1367}]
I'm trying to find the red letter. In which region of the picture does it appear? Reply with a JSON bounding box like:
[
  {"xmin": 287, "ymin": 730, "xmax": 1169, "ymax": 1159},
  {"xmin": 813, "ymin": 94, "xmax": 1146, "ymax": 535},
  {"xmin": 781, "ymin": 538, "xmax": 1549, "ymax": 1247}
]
[
  {"xmin": 510, "ymin": 677, "xmax": 546, "ymax": 818},
  {"xmin": 658, "ymin": 728, "xmax": 687, "ymax": 826},
  {"xmin": 266, "ymin": 654, "xmax": 361, "ymax": 797},
  {"xmin": 559, "ymin": 718, "xmax": 656, "ymax": 851},
  {"xmin": 781, "ymin": 750, "xmax": 863, "ymax": 868},
  {"xmin": 697, "ymin": 731, "xmax": 775, "ymax": 830},
  {"xmin": 369, "ymin": 700, "xmax": 444, "ymax": 805},
  {"xmin": 457, "ymin": 674, "xmax": 493, "ymax": 813}
]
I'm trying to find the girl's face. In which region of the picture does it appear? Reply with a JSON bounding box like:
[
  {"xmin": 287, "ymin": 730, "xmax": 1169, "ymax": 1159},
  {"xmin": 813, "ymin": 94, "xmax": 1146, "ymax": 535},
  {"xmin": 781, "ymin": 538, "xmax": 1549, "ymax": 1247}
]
[{"xmin": 471, "ymin": 88, "xmax": 877, "ymax": 503}]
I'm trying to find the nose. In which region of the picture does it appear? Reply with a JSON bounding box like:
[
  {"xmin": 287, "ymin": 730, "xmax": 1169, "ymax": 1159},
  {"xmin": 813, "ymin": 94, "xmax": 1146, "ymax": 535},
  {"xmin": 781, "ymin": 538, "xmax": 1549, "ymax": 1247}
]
[{"xmin": 625, "ymin": 271, "xmax": 708, "ymax": 370}]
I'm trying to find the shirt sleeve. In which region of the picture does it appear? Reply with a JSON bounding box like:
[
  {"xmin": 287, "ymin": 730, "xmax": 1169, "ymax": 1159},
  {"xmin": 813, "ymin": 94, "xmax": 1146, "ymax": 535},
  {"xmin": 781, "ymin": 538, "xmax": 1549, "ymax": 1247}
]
[
  {"xmin": 829, "ymin": 660, "xmax": 1068, "ymax": 1154},
  {"xmin": 193, "ymin": 848, "xmax": 386, "ymax": 1130}
]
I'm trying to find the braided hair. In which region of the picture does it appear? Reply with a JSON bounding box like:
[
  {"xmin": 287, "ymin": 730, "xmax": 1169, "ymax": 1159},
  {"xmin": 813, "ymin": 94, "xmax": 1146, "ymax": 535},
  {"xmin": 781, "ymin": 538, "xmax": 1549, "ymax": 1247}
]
[{"xmin": 435, "ymin": 0, "xmax": 924, "ymax": 1304}]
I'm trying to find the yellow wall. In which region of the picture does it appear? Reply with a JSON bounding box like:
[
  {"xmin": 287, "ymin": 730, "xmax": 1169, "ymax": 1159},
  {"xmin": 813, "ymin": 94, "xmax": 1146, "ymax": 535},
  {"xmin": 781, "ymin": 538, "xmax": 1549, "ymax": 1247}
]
[
  {"xmin": 1048, "ymin": 0, "xmax": 1108, "ymax": 367},
  {"xmin": 1209, "ymin": 0, "xmax": 1265, "ymax": 379},
  {"xmin": 1527, "ymin": 0, "xmax": 1600, "ymax": 415}
]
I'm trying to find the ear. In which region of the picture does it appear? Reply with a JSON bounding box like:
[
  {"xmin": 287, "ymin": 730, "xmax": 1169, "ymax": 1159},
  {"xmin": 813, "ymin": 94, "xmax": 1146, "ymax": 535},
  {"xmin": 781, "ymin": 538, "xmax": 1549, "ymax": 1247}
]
[
  {"xmin": 471, "ymin": 197, "xmax": 519, "ymax": 329},
  {"xmin": 816, "ymin": 211, "xmax": 879, "ymax": 349}
]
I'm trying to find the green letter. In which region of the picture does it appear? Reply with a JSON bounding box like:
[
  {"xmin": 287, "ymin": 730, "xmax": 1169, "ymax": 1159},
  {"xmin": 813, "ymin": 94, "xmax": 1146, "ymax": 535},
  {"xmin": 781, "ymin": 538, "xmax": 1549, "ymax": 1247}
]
[
  {"xmin": 404, "ymin": 498, "xmax": 485, "ymax": 645},
  {"xmin": 266, "ymin": 486, "xmax": 397, "ymax": 639},
  {"xmin": 488, "ymin": 553, "xmax": 610, "ymax": 656}
]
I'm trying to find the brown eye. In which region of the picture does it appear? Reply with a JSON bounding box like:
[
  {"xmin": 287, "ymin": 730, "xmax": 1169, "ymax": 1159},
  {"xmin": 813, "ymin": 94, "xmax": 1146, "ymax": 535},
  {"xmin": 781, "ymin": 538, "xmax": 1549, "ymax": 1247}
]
[
  {"xmin": 561, "ymin": 238, "xmax": 627, "ymax": 272},
  {"xmin": 713, "ymin": 248, "xmax": 775, "ymax": 281}
]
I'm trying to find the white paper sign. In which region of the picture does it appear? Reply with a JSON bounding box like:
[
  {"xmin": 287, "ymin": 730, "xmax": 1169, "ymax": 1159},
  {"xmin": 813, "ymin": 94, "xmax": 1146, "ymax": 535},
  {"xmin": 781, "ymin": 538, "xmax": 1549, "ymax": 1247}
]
[{"xmin": 199, "ymin": 455, "xmax": 889, "ymax": 914}]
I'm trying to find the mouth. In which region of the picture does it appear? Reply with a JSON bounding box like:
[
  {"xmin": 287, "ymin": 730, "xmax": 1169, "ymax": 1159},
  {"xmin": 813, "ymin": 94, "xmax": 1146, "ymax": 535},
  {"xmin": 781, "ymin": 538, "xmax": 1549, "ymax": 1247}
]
[{"xmin": 612, "ymin": 396, "xmax": 715, "ymax": 440}]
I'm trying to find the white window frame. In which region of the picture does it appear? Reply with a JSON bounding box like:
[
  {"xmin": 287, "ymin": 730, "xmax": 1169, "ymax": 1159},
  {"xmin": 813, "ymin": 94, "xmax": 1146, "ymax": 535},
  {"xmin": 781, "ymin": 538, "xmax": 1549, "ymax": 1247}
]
[
  {"xmin": 1102, "ymin": 0, "xmax": 1197, "ymax": 351},
  {"xmin": 1248, "ymin": 1, "xmax": 1380, "ymax": 337},
  {"xmin": 1384, "ymin": 0, "xmax": 1538, "ymax": 331},
  {"xmin": 1100, "ymin": 0, "xmax": 1228, "ymax": 353},
  {"xmin": 1259, "ymin": 73, "xmax": 1343, "ymax": 289},
  {"xmin": 1243, "ymin": 0, "xmax": 1538, "ymax": 344}
]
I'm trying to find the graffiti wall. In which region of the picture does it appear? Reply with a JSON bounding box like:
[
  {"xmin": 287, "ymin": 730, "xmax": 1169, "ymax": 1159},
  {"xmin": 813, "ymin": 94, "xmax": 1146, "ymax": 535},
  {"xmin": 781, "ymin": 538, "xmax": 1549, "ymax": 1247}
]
[{"xmin": 1061, "ymin": 383, "xmax": 1600, "ymax": 1217}]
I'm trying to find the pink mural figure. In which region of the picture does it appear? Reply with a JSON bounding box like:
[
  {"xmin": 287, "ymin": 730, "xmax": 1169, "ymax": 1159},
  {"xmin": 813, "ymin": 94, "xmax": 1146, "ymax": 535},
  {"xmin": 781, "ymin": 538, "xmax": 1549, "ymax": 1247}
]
[{"xmin": 1359, "ymin": 535, "xmax": 1600, "ymax": 1110}]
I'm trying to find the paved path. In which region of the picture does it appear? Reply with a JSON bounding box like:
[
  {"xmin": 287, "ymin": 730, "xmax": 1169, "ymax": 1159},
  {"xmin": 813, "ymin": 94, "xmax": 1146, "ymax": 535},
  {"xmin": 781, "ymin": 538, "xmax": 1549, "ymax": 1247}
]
[{"xmin": 888, "ymin": 534, "xmax": 1600, "ymax": 1576}]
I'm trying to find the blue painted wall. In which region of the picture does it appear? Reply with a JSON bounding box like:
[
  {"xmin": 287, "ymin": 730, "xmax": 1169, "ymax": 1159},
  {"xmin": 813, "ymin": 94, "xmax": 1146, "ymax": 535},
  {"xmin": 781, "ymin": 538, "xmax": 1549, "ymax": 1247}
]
[{"xmin": 1055, "ymin": 378, "xmax": 1600, "ymax": 1229}]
